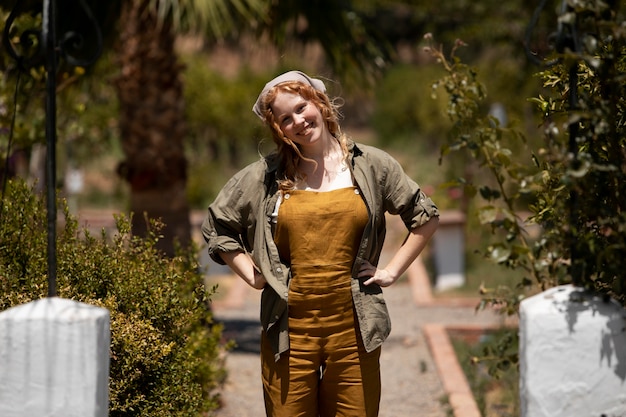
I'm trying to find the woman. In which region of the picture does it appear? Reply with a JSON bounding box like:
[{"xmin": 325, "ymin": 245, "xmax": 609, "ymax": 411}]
[{"xmin": 202, "ymin": 70, "xmax": 439, "ymax": 417}]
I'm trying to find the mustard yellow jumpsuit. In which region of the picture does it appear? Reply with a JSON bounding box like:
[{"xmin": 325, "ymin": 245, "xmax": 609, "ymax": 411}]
[{"xmin": 261, "ymin": 187, "xmax": 382, "ymax": 417}]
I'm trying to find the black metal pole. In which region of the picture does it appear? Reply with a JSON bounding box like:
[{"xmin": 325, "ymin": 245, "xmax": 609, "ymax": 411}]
[
  {"xmin": 43, "ymin": 0, "xmax": 58, "ymax": 297},
  {"xmin": 4, "ymin": 0, "xmax": 103, "ymax": 299},
  {"xmin": 559, "ymin": 0, "xmax": 582, "ymax": 287}
]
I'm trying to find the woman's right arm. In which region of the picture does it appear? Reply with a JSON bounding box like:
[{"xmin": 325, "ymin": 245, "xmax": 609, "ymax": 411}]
[
  {"xmin": 203, "ymin": 159, "xmax": 273, "ymax": 290},
  {"xmin": 219, "ymin": 250, "xmax": 267, "ymax": 290}
]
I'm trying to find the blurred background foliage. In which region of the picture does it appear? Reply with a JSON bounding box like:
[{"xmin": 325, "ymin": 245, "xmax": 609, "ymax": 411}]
[
  {"xmin": 1, "ymin": 0, "xmax": 552, "ymax": 211},
  {"xmin": 0, "ymin": 0, "xmax": 565, "ymax": 298},
  {"xmin": 5, "ymin": 1, "xmax": 621, "ymax": 304}
]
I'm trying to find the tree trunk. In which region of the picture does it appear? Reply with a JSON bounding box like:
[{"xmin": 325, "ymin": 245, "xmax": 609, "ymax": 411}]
[{"xmin": 115, "ymin": 0, "xmax": 191, "ymax": 256}]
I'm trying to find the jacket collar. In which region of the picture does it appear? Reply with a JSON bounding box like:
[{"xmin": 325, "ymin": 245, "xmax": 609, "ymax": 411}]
[
  {"xmin": 347, "ymin": 139, "xmax": 362, "ymax": 157},
  {"xmin": 264, "ymin": 152, "xmax": 281, "ymax": 174}
]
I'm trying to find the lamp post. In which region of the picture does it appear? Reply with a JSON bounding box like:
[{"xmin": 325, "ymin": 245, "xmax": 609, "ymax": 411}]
[{"xmin": 3, "ymin": 0, "xmax": 103, "ymax": 297}]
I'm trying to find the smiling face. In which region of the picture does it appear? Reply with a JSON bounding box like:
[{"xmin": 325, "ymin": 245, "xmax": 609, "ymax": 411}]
[
  {"xmin": 270, "ymin": 91, "xmax": 328, "ymax": 151},
  {"xmin": 258, "ymin": 80, "xmax": 347, "ymax": 191}
]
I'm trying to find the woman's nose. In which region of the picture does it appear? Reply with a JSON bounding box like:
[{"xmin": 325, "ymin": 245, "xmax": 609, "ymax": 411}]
[{"xmin": 293, "ymin": 113, "xmax": 305, "ymax": 126}]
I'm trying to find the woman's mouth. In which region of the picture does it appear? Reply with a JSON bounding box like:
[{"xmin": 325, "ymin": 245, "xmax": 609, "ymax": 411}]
[{"xmin": 299, "ymin": 122, "xmax": 314, "ymax": 135}]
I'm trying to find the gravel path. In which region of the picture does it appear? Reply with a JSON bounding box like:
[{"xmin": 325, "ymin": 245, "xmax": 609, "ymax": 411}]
[{"xmin": 210, "ymin": 275, "xmax": 504, "ymax": 417}]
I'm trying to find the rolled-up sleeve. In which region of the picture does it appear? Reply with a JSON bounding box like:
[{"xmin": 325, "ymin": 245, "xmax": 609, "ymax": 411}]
[
  {"xmin": 201, "ymin": 213, "xmax": 244, "ymax": 265},
  {"xmin": 201, "ymin": 163, "xmax": 261, "ymax": 264},
  {"xmin": 382, "ymin": 154, "xmax": 439, "ymax": 230}
]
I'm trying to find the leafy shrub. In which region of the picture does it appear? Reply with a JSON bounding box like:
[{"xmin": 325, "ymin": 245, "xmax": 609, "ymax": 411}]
[
  {"xmin": 0, "ymin": 179, "xmax": 226, "ymax": 416},
  {"xmin": 426, "ymin": 0, "xmax": 626, "ymax": 308},
  {"xmin": 425, "ymin": 0, "xmax": 626, "ymax": 381}
]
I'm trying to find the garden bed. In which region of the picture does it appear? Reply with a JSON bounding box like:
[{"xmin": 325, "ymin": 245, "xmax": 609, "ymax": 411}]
[{"xmin": 424, "ymin": 324, "xmax": 519, "ymax": 417}]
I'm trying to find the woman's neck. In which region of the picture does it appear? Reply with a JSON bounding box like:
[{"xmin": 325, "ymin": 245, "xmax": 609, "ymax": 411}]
[
  {"xmin": 296, "ymin": 137, "xmax": 350, "ymax": 191},
  {"xmin": 300, "ymin": 133, "xmax": 341, "ymax": 159}
]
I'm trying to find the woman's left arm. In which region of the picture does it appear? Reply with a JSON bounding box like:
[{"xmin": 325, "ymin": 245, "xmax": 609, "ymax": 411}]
[{"xmin": 360, "ymin": 216, "xmax": 439, "ymax": 287}]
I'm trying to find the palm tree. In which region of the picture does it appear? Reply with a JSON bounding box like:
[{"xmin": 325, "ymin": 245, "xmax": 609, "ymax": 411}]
[
  {"xmin": 113, "ymin": 0, "xmax": 195, "ymax": 257},
  {"xmin": 111, "ymin": 0, "xmax": 390, "ymax": 256},
  {"xmin": 2, "ymin": 0, "xmax": 390, "ymax": 256}
]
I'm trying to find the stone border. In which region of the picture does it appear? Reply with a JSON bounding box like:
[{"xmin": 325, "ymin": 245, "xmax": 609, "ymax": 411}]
[
  {"xmin": 407, "ymin": 256, "xmax": 513, "ymax": 417},
  {"xmin": 423, "ymin": 324, "xmax": 482, "ymax": 417}
]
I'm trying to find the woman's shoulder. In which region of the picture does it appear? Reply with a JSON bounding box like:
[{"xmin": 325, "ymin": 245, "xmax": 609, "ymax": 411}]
[
  {"xmin": 230, "ymin": 153, "xmax": 279, "ymax": 182},
  {"xmin": 215, "ymin": 154, "xmax": 279, "ymax": 202},
  {"xmin": 213, "ymin": 155, "xmax": 278, "ymax": 206},
  {"xmin": 350, "ymin": 141, "xmax": 399, "ymax": 165}
]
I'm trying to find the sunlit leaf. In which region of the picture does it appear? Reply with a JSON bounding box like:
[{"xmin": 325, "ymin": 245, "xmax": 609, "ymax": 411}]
[{"xmin": 478, "ymin": 205, "xmax": 498, "ymax": 224}]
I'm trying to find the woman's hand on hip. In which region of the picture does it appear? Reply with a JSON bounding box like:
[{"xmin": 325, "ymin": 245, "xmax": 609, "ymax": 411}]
[
  {"xmin": 250, "ymin": 270, "xmax": 268, "ymax": 290},
  {"xmin": 359, "ymin": 260, "xmax": 397, "ymax": 287},
  {"xmin": 219, "ymin": 250, "xmax": 267, "ymax": 290}
]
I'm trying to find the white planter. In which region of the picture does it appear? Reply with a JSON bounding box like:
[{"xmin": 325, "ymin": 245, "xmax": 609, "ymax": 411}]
[
  {"xmin": 0, "ymin": 297, "xmax": 110, "ymax": 417},
  {"xmin": 519, "ymin": 284, "xmax": 626, "ymax": 417}
]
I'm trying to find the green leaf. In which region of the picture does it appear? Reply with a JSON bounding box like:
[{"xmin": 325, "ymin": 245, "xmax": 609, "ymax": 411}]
[
  {"xmin": 488, "ymin": 245, "xmax": 512, "ymax": 264},
  {"xmin": 478, "ymin": 205, "xmax": 498, "ymax": 224}
]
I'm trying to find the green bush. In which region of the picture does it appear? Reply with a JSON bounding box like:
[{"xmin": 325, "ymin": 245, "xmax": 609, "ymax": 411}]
[
  {"xmin": 0, "ymin": 179, "xmax": 226, "ymax": 416},
  {"xmin": 427, "ymin": 1, "xmax": 626, "ymax": 308},
  {"xmin": 426, "ymin": 0, "xmax": 626, "ymax": 383}
]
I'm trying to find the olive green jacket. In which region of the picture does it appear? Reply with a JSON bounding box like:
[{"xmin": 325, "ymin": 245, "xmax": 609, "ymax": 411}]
[{"xmin": 202, "ymin": 141, "xmax": 439, "ymax": 361}]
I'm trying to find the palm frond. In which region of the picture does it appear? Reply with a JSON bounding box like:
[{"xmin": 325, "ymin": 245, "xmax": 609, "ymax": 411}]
[
  {"xmin": 149, "ymin": 0, "xmax": 266, "ymax": 39},
  {"xmin": 259, "ymin": 0, "xmax": 393, "ymax": 87}
]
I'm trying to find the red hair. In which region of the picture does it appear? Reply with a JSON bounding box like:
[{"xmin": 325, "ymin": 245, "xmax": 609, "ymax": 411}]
[{"xmin": 258, "ymin": 81, "xmax": 348, "ymax": 191}]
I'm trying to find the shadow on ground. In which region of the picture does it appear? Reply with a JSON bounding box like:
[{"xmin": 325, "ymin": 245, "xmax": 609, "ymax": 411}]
[{"xmin": 219, "ymin": 318, "xmax": 262, "ymax": 354}]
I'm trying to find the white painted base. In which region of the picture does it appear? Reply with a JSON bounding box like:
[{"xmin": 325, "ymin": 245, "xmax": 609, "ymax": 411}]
[
  {"xmin": 0, "ymin": 297, "xmax": 110, "ymax": 417},
  {"xmin": 432, "ymin": 212, "xmax": 466, "ymax": 291},
  {"xmin": 519, "ymin": 284, "xmax": 626, "ymax": 417},
  {"xmin": 434, "ymin": 273, "xmax": 466, "ymax": 292}
]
